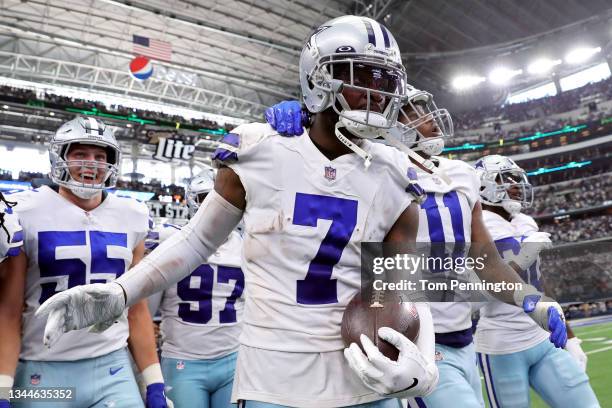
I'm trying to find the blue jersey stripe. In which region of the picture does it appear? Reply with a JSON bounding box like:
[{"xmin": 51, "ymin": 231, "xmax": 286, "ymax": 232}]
[
  {"xmin": 421, "ymin": 193, "xmax": 444, "ymax": 242},
  {"xmin": 443, "ymin": 191, "xmax": 465, "ymax": 243}
]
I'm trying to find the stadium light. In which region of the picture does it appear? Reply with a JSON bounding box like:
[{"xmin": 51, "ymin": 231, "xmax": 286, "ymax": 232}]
[
  {"xmin": 527, "ymin": 58, "xmax": 562, "ymax": 74},
  {"xmin": 565, "ymin": 46, "xmax": 601, "ymax": 64},
  {"xmin": 489, "ymin": 67, "xmax": 523, "ymax": 85},
  {"xmin": 452, "ymin": 75, "xmax": 486, "ymax": 90}
]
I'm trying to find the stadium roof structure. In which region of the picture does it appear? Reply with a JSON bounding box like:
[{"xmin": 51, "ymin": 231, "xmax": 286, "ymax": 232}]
[{"xmin": 0, "ymin": 0, "xmax": 611, "ymax": 120}]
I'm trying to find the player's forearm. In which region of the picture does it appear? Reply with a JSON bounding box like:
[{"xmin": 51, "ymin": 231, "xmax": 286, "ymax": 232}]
[
  {"xmin": 127, "ymin": 300, "xmax": 160, "ymax": 371},
  {"xmin": 116, "ymin": 190, "xmax": 243, "ymax": 306},
  {"xmin": 0, "ymin": 254, "xmax": 25, "ymax": 378},
  {"xmin": 0, "ymin": 316, "xmax": 21, "ymax": 378},
  {"xmin": 472, "ymin": 242, "xmax": 525, "ymax": 304}
]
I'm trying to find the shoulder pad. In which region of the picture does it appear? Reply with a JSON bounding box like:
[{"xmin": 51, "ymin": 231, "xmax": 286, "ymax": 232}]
[{"xmin": 212, "ymin": 123, "xmax": 278, "ymax": 167}]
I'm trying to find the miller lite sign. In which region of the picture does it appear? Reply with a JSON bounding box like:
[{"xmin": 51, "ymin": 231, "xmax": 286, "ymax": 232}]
[{"xmin": 153, "ymin": 137, "xmax": 196, "ymax": 162}]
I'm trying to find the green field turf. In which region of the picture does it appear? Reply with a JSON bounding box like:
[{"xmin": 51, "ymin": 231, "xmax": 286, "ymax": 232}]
[{"xmin": 480, "ymin": 320, "xmax": 612, "ymax": 407}]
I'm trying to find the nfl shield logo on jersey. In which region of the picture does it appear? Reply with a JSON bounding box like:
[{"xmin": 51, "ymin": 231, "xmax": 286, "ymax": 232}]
[
  {"xmin": 176, "ymin": 361, "xmax": 185, "ymax": 370},
  {"xmin": 324, "ymin": 166, "xmax": 336, "ymax": 181},
  {"xmin": 30, "ymin": 374, "xmax": 41, "ymax": 385}
]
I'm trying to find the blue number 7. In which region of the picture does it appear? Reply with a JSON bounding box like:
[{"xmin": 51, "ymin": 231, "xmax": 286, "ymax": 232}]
[{"xmin": 293, "ymin": 193, "xmax": 358, "ymax": 305}]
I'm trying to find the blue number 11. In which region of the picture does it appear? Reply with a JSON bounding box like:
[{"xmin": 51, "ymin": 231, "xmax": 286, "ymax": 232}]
[{"xmin": 292, "ymin": 193, "xmax": 358, "ymax": 305}]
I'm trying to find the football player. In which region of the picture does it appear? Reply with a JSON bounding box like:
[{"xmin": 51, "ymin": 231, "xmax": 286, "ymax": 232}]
[
  {"xmin": 0, "ymin": 195, "xmax": 23, "ymax": 408},
  {"xmin": 146, "ymin": 170, "xmax": 244, "ymax": 408},
  {"xmin": 36, "ymin": 16, "xmax": 439, "ymax": 408},
  {"xmin": 474, "ymin": 155, "xmax": 599, "ymax": 408},
  {"xmin": 263, "ymin": 86, "xmax": 568, "ymax": 408},
  {"xmin": 0, "ymin": 117, "xmax": 171, "ymax": 408}
]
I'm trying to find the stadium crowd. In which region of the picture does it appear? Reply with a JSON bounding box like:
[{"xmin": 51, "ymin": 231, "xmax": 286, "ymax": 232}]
[
  {"xmin": 0, "ymin": 169, "xmax": 186, "ymax": 201},
  {"xmin": 543, "ymin": 250, "xmax": 612, "ymax": 303},
  {"xmin": 526, "ymin": 173, "xmax": 612, "ymax": 216},
  {"xmin": 454, "ymin": 76, "xmax": 612, "ymax": 130},
  {"xmin": 541, "ymin": 216, "xmax": 612, "ymax": 242},
  {"xmin": 565, "ymin": 300, "xmax": 612, "ymax": 319},
  {"xmin": 453, "ymin": 110, "xmax": 610, "ymax": 145},
  {"xmin": 0, "ymin": 85, "xmax": 234, "ymax": 132}
]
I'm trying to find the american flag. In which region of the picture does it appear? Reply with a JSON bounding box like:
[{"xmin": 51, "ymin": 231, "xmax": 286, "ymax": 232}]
[{"xmin": 132, "ymin": 35, "xmax": 172, "ymax": 62}]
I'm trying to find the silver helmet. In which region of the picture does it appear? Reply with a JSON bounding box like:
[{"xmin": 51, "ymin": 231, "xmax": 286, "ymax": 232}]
[
  {"xmin": 474, "ymin": 155, "xmax": 533, "ymax": 215},
  {"xmin": 396, "ymin": 86, "xmax": 454, "ymax": 157},
  {"xmin": 300, "ymin": 16, "xmax": 406, "ymax": 164},
  {"xmin": 185, "ymin": 168, "xmax": 215, "ymax": 217},
  {"xmin": 49, "ymin": 117, "xmax": 121, "ymax": 199}
]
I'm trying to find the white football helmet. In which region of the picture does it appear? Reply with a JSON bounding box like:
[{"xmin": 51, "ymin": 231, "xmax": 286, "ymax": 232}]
[
  {"xmin": 474, "ymin": 155, "xmax": 533, "ymax": 215},
  {"xmin": 300, "ymin": 15, "xmax": 407, "ymax": 165},
  {"xmin": 49, "ymin": 117, "xmax": 121, "ymax": 199},
  {"xmin": 185, "ymin": 168, "xmax": 215, "ymax": 217},
  {"xmin": 396, "ymin": 86, "xmax": 453, "ymax": 157}
]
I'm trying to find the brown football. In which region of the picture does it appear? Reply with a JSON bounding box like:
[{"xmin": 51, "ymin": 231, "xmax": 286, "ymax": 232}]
[{"xmin": 341, "ymin": 293, "xmax": 420, "ymax": 361}]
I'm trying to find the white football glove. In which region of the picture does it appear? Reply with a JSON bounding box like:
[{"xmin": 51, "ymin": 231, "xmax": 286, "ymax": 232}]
[
  {"xmin": 35, "ymin": 282, "xmax": 126, "ymax": 348},
  {"xmin": 0, "ymin": 196, "xmax": 23, "ymax": 263},
  {"xmin": 509, "ymin": 232, "xmax": 553, "ymax": 270},
  {"xmin": 344, "ymin": 327, "xmax": 438, "ymax": 398},
  {"xmin": 566, "ymin": 337, "xmax": 587, "ymax": 372}
]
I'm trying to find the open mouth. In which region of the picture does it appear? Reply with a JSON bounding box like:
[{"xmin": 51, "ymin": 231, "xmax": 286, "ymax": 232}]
[{"xmin": 79, "ymin": 173, "xmax": 98, "ymax": 182}]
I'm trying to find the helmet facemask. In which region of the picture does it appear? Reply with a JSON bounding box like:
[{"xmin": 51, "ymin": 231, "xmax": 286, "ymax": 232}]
[
  {"xmin": 49, "ymin": 117, "xmax": 121, "ymax": 199},
  {"xmin": 396, "ymin": 89, "xmax": 453, "ymax": 157},
  {"xmin": 480, "ymin": 167, "xmax": 534, "ymax": 215},
  {"xmin": 310, "ymin": 57, "xmax": 406, "ymax": 167},
  {"xmin": 315, "ymin": 56, "xmax": 406, "ymax": 137},
  {"xmin": 50, "ymin": 142, "xmax": 120, "ymax": 199}
]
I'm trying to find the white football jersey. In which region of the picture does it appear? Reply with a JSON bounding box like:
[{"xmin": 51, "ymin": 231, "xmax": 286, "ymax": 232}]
[
  {"xmin": 215, "ymin": 123, "xmax": 418, "ymax": 407},
  {"xmin": 151, "ymin": 224, "xmax": 244, "ymax": 360},
  {"xmin": 0, "ymin": 200, "xmax": 23, "ymax": 262},
  {"xmin": 416, "ymin": 157, "xmax": 481, "ymax": 335},
  {"xmin": 475, "ymin": 210, "xmax": 549, "ymax": 354},
  {"xmin": 12, "ymin": 186, "xmax": 149, "ymax": 361}
]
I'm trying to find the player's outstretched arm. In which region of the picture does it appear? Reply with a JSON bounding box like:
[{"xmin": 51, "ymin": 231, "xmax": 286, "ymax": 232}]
[
  {"xmin": 344, "ymin": 203, "xmax": 439, "ymax": 398},
  {"xmin": 0, "ymin": 252, "xmax": 27, "ymax": 404},
  {"xmin": 36, "ymin": 168, "xmax": 246, "ymax": 347},
  {"xmin": 470, "ymin": 202, "xmax": 567, "ymax": 347}
]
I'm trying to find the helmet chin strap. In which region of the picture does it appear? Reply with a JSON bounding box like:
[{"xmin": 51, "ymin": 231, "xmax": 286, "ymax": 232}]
[
  {"xmin": 418, "ymin": 137, "xmax": 445, "ymax": 157},
  {"xmin": 334, "ymin": 122, "xmax": 373, "ymax": 168},
  {"xmin": 69, "ymin": 185, "xmax": 101, "ymax": 199},
  {"xmin": 502, "ymin": 200, "xmax": 522, "ymax": 215}
]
